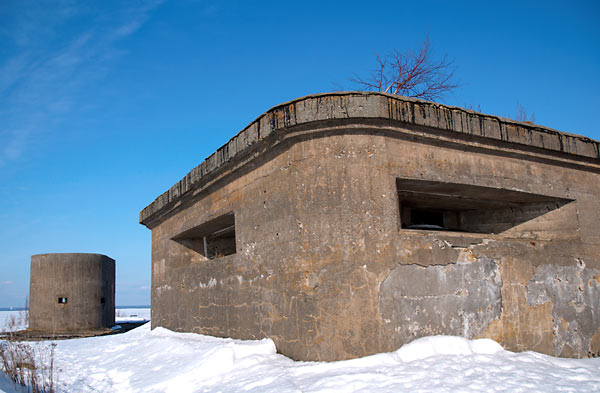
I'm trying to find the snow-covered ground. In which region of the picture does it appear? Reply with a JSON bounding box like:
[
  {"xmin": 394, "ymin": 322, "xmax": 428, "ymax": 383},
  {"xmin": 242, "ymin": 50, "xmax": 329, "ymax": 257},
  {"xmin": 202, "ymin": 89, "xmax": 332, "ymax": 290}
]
[
  {"xmin": 0, "ymin": 310, "xmax": 28, "ymax": 333},
  {"xmin": 1, "ymin": 312, "xmax": 599, "ymax": 392}
]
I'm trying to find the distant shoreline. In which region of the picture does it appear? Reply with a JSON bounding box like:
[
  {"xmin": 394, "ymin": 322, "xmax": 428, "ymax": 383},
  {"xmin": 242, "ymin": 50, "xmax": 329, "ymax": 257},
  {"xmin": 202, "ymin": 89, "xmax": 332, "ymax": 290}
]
[{"xmin": 0, "ymin": 305, "xmax": 150, "ymax": 311}]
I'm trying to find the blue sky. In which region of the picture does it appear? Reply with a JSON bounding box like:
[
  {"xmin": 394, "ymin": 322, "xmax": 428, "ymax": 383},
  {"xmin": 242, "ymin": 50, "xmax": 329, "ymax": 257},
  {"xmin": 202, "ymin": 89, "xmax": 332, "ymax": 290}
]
[{"xmin": 1, "ymin": 0, "xmax": 598, "ymax": 307}]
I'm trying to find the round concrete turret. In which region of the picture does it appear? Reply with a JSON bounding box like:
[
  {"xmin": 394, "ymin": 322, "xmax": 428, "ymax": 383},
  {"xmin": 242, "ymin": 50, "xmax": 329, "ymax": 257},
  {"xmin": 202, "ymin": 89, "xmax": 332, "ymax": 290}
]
[{"xmin": 29, "ymin": 253, "xmax": 115, "ymax": 332}]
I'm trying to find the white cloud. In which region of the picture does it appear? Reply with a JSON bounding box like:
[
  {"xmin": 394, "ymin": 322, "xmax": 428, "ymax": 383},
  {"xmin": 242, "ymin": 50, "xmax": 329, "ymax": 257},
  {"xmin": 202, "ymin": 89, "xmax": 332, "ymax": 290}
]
[
  {"xmin": 2, "ymin": 128, "xmax": 30, "ymax": 161},
  {"xmin": 0, "ymin": 1, "xmax": 164, "ymax": 166}
]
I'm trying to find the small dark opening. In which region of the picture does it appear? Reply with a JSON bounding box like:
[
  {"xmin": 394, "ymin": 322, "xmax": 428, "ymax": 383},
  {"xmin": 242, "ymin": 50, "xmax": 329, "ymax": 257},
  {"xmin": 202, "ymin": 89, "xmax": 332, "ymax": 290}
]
[
  {"xmin": 410, "ymin": 209, "xmax": 444, "ymax": 228},
  {"xmin": 57, "ymin": 297, "xmax": 67, "ymax": 304},
  {"xmin": 100, "ymin": 297, "xmax": 105, "ymax": 304}
]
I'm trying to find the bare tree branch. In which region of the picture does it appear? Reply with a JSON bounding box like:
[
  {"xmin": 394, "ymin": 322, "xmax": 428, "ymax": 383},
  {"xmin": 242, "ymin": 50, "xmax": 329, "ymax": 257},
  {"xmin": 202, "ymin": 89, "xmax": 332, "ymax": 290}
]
[
  {"xmin": 515, "ymin": 102, "xmax": 536, "ymax": 123},
  {"xmin": 351, "ymin": 37, "xmax": 459, "ymax": 101}
]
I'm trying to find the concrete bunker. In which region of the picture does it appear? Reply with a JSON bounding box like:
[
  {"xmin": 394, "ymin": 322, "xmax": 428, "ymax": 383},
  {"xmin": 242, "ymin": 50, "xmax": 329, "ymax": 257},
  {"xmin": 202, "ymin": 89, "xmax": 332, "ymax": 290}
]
[
  {"xmin": 140, "ymin": 92, "xmax": 600, "ymax": 361},
  {"xmin": 29, "ymin": 253, "xmax": 115, "ymax": 332}
]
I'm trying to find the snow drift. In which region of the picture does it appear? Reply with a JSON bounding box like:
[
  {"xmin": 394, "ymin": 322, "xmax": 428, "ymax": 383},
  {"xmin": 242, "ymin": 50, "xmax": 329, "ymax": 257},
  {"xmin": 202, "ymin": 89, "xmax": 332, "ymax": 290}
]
[{"xmin": 2, "ymin": 320, "xmax": 600, "ymax": 392}]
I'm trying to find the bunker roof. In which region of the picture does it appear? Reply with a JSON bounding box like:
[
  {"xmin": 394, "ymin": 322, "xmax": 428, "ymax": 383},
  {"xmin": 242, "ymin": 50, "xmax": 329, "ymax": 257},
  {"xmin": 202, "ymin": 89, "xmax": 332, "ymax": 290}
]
[{"xmin": 140, "ymin": 91, "xmax": 600, "ymax": 228}]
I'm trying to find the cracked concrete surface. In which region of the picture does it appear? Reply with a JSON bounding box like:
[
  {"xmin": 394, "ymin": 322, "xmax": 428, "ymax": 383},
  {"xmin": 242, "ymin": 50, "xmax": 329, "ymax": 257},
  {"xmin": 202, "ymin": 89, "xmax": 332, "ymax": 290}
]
[
  {"xmin": 527, "ymin": 261, "xmax": 600, "ymax": 356},
  {"xmin": 380, "ymin": 256, "xmax": 502, "ymax": 342}
]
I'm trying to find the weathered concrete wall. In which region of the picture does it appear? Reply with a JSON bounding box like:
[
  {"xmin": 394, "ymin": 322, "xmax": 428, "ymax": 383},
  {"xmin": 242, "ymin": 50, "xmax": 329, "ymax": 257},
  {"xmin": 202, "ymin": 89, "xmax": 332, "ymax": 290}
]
[
  {"xmin": 29, "ymin": 253, "xmax": 115, "ymax": 332},
  {"xmin": 379, "ymin": 256, "xmax": 503, "ymax": 340},
  {"xmin": 141, "ymin": 92, "xmax": 600, "ymax": 361}
]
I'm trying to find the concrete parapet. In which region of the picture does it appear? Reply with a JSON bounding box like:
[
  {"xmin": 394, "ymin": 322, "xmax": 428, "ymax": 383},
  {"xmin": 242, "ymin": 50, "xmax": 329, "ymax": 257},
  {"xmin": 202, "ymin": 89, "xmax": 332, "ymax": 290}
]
[{"xmin": 140, "ymin": 92, "xmax": 599, "ymax": 228}]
